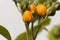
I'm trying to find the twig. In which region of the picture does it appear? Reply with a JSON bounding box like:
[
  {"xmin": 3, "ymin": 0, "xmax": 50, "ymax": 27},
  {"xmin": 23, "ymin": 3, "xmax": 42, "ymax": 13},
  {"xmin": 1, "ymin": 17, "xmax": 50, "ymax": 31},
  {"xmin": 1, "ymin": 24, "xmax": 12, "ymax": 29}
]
[
  {"xmin": 25, "ymin": 22, "xmax": 30, "ymax": 40},
  {"xmin": 44, "ymin": 28, "xmax": 49, "ymax": 32},
  {"xmin": 34, "ymin": 15, "xmax": 48, "ymax": 39},
  {"xmin": 31, "ymin": 22, "xmax": 35, "ymax": 40},
  {"xmin": 34, "ymin": 17, "xmax": 41, "ymax": 39}
]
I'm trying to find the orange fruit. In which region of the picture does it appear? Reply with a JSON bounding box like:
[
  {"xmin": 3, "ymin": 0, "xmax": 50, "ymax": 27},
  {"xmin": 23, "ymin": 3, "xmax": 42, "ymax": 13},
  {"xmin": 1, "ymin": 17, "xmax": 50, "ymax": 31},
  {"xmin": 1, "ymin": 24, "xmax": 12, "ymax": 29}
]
[
  {"xmin": 29, "ymin": 3, "xmax": 36, "ymax": 13},
  {"xmin": 22, "ymin": 10, "xmax": 33, "ymax": 22},
  {"xmin": 36, "ymin": 4, "xmax": 47, "ymax": 16}
]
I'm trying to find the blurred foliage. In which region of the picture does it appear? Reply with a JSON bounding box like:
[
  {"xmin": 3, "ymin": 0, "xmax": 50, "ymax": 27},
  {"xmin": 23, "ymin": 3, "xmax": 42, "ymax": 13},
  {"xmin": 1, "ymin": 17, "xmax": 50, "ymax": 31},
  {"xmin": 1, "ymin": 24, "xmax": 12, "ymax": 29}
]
[
  {"xmin": 57, "ymin": 2, "xmax": 60, "ymax": 10},
  {"xmin": 16, "ymin": 18, "xmax": 51, "ymax": 40},
  {"xmin": 46, "ymin": 5, "xmax": 56, "ymax": 16},
  {"xmin": 13, "ymin": 0, "xmax": 57, "ymax": 5},
  {"xmin": 13, "ymin": 0, "xmax": 60, "ymax": 16},
  {"xmin": 19, "ymin": 0, "xmax": 29, "ymax": 13},
  {"xmin": 41, "ymin": 18, "xmax": 51, "ymax": 27},
  {"xmin": 0, "ymin": 25, "xmax": 11, "ymax": 40},
  {"xmin": 44, "ymin": 0, "xmax": 52, "ymax": 8},
  {"xmin": 46, "ymin": 2, "xmax": 60, "ymax": 16},
  {"xmin": 48, "ymin": 25, "xmax": 60, "ymax": 40},
  {"xmin": 52, "ymin": 0, "xmax": 57, "ymax": 2},
  {"xmin": 37, "ymin": 0, "xmax": 46, "ymax": 4}
]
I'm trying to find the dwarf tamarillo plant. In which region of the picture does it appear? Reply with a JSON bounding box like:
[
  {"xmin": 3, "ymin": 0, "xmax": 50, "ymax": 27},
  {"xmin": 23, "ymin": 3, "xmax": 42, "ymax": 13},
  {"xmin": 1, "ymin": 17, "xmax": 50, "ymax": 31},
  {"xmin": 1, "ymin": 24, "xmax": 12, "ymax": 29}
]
[
  {"xmin": 12, "ymin": 0, "xmax": 60, "ymax": 40},
  {"xmin": 0, "ymin": 0, "xmax": 60, "ymax": 40}
]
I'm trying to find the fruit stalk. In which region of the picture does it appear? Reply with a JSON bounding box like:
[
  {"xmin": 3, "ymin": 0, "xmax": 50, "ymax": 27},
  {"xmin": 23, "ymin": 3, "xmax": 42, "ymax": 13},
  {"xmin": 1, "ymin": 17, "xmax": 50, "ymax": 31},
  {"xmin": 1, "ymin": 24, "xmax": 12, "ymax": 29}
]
[
  {"xmin": 25, "ymin": 23, "xmax": 30, "ymax": 40},
  {"xmin": 34, "ymin": 17, "xmax": 42, "ymax": 39},
  {"xmin": 31, "ymin": 22, "xmax": 35, "ymax": 40}
]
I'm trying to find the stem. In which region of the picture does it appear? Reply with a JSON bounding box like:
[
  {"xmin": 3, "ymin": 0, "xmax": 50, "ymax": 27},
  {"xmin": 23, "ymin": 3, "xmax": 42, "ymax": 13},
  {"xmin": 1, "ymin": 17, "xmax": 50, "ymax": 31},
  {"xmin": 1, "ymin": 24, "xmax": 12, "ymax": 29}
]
[
  {"xmin": 34, "ymin": 17, "xmax": 41, "ymax": 39},
  {"xmin": 44, "ymin": 28, "xmax": 50, "ymax": 34},
  {"xmin": 34, "ymin": 15, "xmax": 48, "ymax": 39},
  {"xmin": 31, "ymin": 22, "xmax": 35, "ymax": 40},
  {"xmin": 44, "ymin": 28, "xmax": 48, "ymax": 32},
  {"xmin": 25, "ymin": 23, "xmax": 30, "ymax": 40}
]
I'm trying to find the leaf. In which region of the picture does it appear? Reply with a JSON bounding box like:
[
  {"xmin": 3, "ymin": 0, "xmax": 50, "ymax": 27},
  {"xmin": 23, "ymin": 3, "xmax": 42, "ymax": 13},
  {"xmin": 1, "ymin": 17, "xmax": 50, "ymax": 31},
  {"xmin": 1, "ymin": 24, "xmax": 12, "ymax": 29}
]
[
  {"xmin": 46, "ymin": 5, "xmax": 56, "ymax": 16},
  {"xmin": 37, "ymin": 0, "xmax": 57, "ymax": 4},
  {"xmin": 48, "ymin": 25, "xmax": 60, "ymax": 40},
  {"xmin": 19, "ymin": 0, "xmax": 29, "ymax": 13},
  {"xmin": 44, "ymin": 0, "xmax": 52, "ymax": 8},
  {"xmin": 57, "ymin": 5, "xmax": 60, "ymax": 10},
  {"xmin": 15, "ymin": 18, "xmax": 51, "ymax": 40},
  {"xmin": 46, "ymin": 2, "xmax": 60, "ymax": 16},
  {"xmin": 0, "ymin": 25, "xmax": 11, "ymax": 40},
  {"xmin": 13, "ymin": 0, "xmax": 17, "ymax": 6},
  {"xmin": 41, "ymin": 18, "xmax": 51, "ymax": 27},
  {"xmin": 37, "ymin": 0, "xmax": 47, "ymax": 4},
  {"xmin": 56, "ymin": 3, "xmax": 60, "ymax": 10},
  {"xmin": 52, "ymin": 0, "xmax": 57, "ymax": 2}
]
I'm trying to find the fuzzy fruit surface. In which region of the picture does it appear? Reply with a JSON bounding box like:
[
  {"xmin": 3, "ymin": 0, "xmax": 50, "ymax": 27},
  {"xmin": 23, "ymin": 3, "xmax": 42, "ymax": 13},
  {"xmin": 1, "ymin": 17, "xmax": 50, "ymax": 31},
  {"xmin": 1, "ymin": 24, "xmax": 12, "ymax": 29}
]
[
  {"xmin": 22, "ymin": 10, "xmax": 33, "ymax": 22},
  {"xmin": 36, "ymin": 4, "xmax": 47, "ymax": 16},
  {"xmin": 29, "ymin": 3, "xmax": 36, "ymax": 13}
]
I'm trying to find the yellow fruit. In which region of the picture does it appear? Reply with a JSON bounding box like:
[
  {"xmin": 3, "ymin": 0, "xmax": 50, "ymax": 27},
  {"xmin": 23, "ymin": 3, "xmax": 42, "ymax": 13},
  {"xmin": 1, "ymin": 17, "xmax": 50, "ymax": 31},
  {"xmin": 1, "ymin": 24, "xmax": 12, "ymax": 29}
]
[
  {"xmin": 22, "ymin": 10, "xmax": 33, "ymax": 22},
  {"xmin": 29, "ymin": 3, "xmax": 36, "ymax": 13},
  {"xmin": 36, "ymin": 4, "xmax": 47, "ymax": 16}
]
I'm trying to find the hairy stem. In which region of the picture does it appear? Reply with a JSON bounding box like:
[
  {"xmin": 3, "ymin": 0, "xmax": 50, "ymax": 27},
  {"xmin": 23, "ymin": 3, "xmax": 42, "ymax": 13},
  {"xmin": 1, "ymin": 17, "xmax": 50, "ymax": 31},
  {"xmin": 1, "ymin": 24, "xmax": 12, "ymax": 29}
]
[
  {"xmin": 25, "ymin": 23, "xmax": 30, "ymax": 40},
  {"xmin": 31, "ymin": 22, "xmax": 35, "ymax": 40},
  {"xmin": 34, "ymin": 15, "xmax": 48, "ymax": 39},
  {"xmin": 34, "ymin": 17, "xmax": 41, "ymax": 39}
]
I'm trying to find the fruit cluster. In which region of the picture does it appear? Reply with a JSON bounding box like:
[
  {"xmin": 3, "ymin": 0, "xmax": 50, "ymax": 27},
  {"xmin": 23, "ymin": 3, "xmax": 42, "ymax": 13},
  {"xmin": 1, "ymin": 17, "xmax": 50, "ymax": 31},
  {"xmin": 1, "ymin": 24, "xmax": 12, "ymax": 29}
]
[{"xmin": 22, "ymin": 3, "xmax": 47, "ymax": 22}]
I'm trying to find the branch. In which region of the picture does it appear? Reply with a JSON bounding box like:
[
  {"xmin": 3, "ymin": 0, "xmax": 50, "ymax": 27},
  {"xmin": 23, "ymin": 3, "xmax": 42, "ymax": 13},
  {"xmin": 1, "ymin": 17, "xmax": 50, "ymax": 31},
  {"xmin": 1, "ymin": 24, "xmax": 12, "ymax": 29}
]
[{"xmin": 34, "ymin": 15, "xmax": 48, "ymax": 39}]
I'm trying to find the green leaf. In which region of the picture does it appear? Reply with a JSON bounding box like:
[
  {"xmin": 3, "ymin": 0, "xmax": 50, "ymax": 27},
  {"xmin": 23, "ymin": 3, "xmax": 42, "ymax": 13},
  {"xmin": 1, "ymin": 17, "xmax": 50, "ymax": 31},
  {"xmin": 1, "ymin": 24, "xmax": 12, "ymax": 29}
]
[
  {"xmin": 15, "ymin": 18, "xmax": 51, "ymax": 40},
  {"xmin": 44, "ymin": 0, "xmax": 52, "ymax": 8},
  {"xmin": 41, "ymin": 18, "xmax": 51, "ymax": 27},
  {"xmin": 0, "ymin": 25, "xmax": 11, "ymax": 40},
  {"xmin": 37, "ymin": 0, "xmax": 47, "ymax": 4},
  {"xmin": 19, "ymin": 0, "xmax": 29, "ymax": 13},
  {"xmin": 48, "ymin": 25, "xmax": 60, "ymax": 40},
  {"xmin": 57, "ymin": 3, "xmax": 60, "ymax": 10},
  {"xmin": 46, "ymin": 2, "xmax": 60, "ymax": 16},
  {"xmin": 52, "ymin": 0, "xmax": 57, "ymax": 2},
  {"xmin": 57, "ymin": 5, "xmax": 60, "ymax": 10},
  {"xmin": 46, "ymin": 5, "xmax": 56, "ymax": 16},
  {"xmin": 13, "ymin": 0, "xmax": 17, "ymax": 6},
  {"xmin": 37, "ymin": 0, "xmax": 57, "ymax": 4}
]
